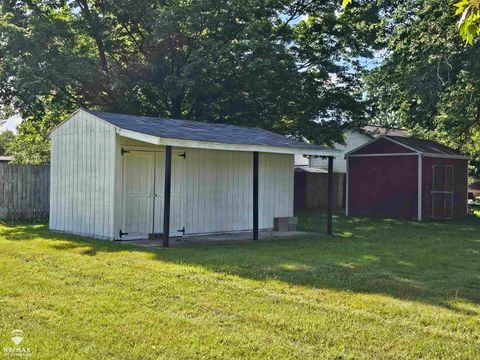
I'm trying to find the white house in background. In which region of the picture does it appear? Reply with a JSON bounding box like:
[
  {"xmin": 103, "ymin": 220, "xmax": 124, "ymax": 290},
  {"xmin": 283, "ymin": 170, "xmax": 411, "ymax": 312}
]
[
  {"xmin": 309, "ymin": 125, "xmax": 409, "ymax": 173},
  {"xmin": 48, "ymin": 109, "xmax": 338, "ymax": 244}
]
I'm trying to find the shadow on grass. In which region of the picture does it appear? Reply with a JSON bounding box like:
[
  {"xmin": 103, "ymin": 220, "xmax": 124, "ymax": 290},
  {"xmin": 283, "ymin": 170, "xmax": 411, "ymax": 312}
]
[{"xmin": 1, "ymin": 212, "xmax": 480, "ymax": 314}]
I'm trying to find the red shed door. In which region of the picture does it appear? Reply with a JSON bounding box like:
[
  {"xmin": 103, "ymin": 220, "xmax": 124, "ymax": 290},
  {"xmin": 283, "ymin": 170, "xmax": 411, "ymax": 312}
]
[{"xmin": 432, "ymin": 165, "xmax": 453, "ymax": 220}]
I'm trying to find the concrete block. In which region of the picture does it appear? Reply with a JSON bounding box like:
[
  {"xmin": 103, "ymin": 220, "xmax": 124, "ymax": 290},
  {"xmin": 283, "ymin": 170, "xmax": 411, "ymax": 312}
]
[{"xmin": 274, "ymin": 217, "xmax": 298, "ymax": 232}]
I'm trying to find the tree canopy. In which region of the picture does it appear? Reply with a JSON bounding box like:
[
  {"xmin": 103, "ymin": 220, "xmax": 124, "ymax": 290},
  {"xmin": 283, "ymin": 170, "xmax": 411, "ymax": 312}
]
[
  {"xmin": 2, "ymin": 0, "xmax": 478, "ymax": 171},
  {"xmin": 344, "ymin": 0, "xmax": 480, "ymax": 44},
  {"xmin": 0, "ymin": 0, "xmax": 377, "ymax": 163},
  {"xmin": 361, "ymin": 0, "xmax": 480, "ymax": 173}
]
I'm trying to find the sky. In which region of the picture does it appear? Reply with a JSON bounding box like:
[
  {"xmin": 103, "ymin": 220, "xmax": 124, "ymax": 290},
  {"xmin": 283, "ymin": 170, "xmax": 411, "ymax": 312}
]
[{"xmin": 1, "ymin": 115, "xmax": 22, "ymax": 134}]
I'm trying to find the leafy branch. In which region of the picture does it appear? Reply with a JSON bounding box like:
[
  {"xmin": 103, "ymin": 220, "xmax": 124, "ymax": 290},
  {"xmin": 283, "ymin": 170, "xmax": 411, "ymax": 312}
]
[{"xmin": 455, "ymin": 0, "xmax": 480, "ymax": 44}]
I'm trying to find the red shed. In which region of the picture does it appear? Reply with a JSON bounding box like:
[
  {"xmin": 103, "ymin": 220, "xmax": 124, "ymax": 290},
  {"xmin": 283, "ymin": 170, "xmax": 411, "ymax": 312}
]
[{"xmin": 346, "ymin": 136, "xmax": 469, "ymax": 221}]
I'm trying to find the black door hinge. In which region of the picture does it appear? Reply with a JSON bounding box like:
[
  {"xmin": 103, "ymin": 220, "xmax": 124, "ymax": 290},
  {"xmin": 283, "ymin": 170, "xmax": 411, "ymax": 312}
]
[
  {"xmin": 121, "ymin": 148, "xmax": 130, "ymax": 156},
  {"xmin": 178, "ymin": 152, "xmax": 186, "ymax": 158},
  {"xmin": 119, "ymin": 230, "xmax": 129, "ymax": 238},
  {"xmin": 177, "ymin": 227, "xmax": 185, "ymax": 235}
]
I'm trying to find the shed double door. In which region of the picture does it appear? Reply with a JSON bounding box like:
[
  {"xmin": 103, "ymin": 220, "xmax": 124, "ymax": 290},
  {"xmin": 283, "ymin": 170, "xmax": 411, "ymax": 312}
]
[
  {"xmin": 431, "ymin": 165, "xmax": 453, "ymax": 220},
  {"xmin": 121, "ymin": 149, "xmax": 186, "ymax": 239}
]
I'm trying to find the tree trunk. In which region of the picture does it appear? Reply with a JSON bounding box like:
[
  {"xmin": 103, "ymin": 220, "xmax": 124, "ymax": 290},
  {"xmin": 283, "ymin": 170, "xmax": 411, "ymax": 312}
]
[
  {"xmin": 76, "ymin": 0, "xmax": 109, "ymax": 73},
  {"xmin": 171, "ymin": 93, "xmax": 184, "ymax": 119}
]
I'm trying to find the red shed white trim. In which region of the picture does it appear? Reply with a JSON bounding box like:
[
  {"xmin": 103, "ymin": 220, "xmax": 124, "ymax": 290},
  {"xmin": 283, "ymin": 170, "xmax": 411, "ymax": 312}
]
[{"xmin": 345, "ymin": 136, "xmax": 469, "ymax": 221}]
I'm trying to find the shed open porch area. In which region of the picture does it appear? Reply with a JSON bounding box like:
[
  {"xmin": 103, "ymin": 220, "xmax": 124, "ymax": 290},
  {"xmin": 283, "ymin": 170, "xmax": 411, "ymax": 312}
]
[{"xmin": 119, "ymin": 230, "xmax": 321, "ymax": 248}]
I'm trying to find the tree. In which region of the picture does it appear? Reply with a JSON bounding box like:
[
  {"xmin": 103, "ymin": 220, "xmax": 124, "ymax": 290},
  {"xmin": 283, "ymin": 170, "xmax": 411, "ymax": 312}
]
[
  {"xmin": 0, "ymin": 0, "xmax": 375, "ymax": 163},
  {"xmin": 0, "ymin": 130, "xmax": 15, "ymax": 156},
  {"xmin": 288, "ymin": 0, "xmax": 382, "ymax": 141},
  {"xmin": 6, "ymin": 108, "xmax": 62, "ymax": 164},
  {"xmin": 362, "ymin": 0, "xmax": 480, "ymax": 173}
]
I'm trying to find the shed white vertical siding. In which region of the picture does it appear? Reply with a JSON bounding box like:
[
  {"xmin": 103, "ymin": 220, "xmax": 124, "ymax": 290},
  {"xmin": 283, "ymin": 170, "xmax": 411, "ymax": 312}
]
[
  {"xmin": 49, "ymin": 111, "xmax": 116, "ymax": 239},
  {"xmin": 184, "ymin": 148, "xmax": 253, "ymax": 234},
  {"xmin": 184, "ymin": 150, "xmax": 293, "ymax": 234},
  {"xmin": 259, "ymin": 153, "xmax": 294, "ymax": 228},
  {"xmin": 310, "ymin": 130, "xmax": 371, "ymax": 173}
]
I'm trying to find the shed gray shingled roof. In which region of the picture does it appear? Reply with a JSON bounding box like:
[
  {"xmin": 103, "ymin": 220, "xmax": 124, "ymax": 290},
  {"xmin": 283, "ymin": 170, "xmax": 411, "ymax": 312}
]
[
  {"xmin": 85, "ymin": 109, "xmax": 331, "ymax": 151},
  {"xmin": 385, "ymin": 136, "xmax": 463, "ymax": 156}
]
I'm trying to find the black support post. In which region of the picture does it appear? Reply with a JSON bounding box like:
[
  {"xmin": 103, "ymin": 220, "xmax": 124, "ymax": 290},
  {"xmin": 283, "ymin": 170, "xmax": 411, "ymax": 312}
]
[
  {"xmin": 162, "ymin": 146, "xmax": 172, "ymax": 247},
  {"xmin": 253, "ymin": 151, "xmax": 259, "ymax": 240},
  {"xmin": 327, "ymin": 156, "xmax": 334, "ymax": 235}
]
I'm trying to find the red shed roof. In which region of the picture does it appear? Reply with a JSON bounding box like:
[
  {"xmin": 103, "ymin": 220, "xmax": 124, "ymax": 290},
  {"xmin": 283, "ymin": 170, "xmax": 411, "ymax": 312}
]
[
  {"xmin": 385, "ymin": 136, "xmax": 462, "ymax": 156},
  {"xmin": 346, "ymin": 135, "xmax": 469, "ymax": 159}
]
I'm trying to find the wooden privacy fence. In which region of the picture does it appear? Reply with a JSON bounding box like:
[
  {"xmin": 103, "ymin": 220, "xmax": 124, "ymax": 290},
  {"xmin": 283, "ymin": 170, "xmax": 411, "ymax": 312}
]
[
  {"xmin": 0, "ymin": 163, "xmax": 50, "ymax": 220},
  {"xmin": 294, "ymin": 168, "xmax": 345, "ymax": 211}
]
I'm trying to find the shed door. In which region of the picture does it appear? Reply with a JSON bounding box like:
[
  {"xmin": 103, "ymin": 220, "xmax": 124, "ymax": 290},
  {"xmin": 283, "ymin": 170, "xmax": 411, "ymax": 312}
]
[
  {"xmin": 432, "ymin": 165, "xmax": 453, "ymax": 220},
  {"xmin": 153, "ymin": 150, "xmax": 186, "ymax": 237},
  {"xmin": 121, "ymin": 151, "xmax": 155, "ymax": 239}
]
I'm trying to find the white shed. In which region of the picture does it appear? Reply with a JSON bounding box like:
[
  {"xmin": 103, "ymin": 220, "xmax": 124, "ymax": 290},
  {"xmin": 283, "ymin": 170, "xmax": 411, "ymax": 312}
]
[{"xmin": 49, "ymin": 109, "xmax": 337, "ymax": 245}]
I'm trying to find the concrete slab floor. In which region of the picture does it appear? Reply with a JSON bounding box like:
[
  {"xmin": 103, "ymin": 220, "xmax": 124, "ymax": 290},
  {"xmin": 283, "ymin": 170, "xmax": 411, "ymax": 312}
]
[{"xmin": 119, "ymin": 230, "xmax": 322, "ymax": 248}]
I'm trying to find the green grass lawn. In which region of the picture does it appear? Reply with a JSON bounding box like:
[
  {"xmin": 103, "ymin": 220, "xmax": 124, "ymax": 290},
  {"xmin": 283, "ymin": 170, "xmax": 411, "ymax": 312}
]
[{"xmin": 1, "ymin": 212, "xmax": 480, "ymax": 359}]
